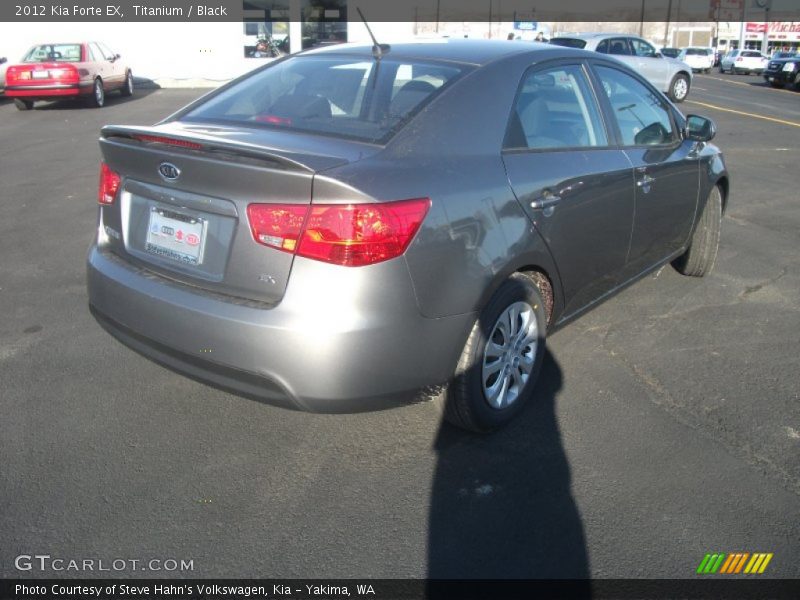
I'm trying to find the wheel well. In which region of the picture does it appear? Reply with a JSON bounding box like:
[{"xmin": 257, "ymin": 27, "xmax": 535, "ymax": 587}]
[
  {"xmin": 716, "ymin": 176, "xmax": 730, "ymax": 214},
  {"xmin": 517, "ymin": 268, "xmax": 554, "ymax": 325}
]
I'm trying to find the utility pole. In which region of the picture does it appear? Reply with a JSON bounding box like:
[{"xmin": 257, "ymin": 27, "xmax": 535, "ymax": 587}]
[
  {"xmin": 639, "ymin": 0, "xmax": 645, "ymax": 37},
  {"xmin": 664, "ymin": 0, "xmax": 672, "ymax": 47},
  {"xmin": 435, "ymin": 0, "xmax": 440, "ymax": 33}
]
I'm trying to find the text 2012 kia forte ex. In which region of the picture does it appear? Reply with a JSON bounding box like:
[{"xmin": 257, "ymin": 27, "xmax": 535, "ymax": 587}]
[{"xmin": 87, "ymin": 40, "xmax": 729, "ymax": 432}]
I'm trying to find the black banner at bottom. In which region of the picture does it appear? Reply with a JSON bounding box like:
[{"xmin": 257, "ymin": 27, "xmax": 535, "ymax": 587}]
[{"xmin": 3, "ymin": 579, "xmax": 800, "ymax": 600}]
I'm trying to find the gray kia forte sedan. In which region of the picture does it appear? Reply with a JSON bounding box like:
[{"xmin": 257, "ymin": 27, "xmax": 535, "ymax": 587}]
[{"xmin": 87, "ymin": 40, "xmax": 729, "ymax": 432}]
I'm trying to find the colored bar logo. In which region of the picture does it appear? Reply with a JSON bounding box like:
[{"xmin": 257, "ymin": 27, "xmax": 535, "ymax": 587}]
[{"xmin": 697, "ymin": 553, "xmax": 773, "ymax": 574}]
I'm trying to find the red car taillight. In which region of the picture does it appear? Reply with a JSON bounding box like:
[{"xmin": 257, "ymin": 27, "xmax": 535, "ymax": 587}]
[
  {"xmin": 50, "ymin": 65, "xmax": 79, "ymax": 83},
  {"xmin": 98, "ymin": 162, "xmax": 121, "ymax": 205},
  {"xmin": 247, "ymin": 204, "xmax": 308, "ymax": 253},
  {"xmin": 246, "ymin": 198, "xmax": 431, "ymax": 267}
]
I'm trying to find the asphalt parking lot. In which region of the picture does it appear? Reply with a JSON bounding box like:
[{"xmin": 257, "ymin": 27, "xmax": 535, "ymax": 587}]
[{"xmin": 1, "ymin": 72, "xmax": 798, "ymax": 580}]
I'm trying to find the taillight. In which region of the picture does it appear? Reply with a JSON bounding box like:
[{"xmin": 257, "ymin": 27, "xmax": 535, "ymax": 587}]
[
  {"xmin": 50, "ymin": 66, "xmax": 79, "ymax": 83},
  {"xmin": 246, "ymin": 204, "xmax": 308, "ymax": 253},
  {"xmin": 98, "ymin": 162, "xmax": 121, "ymax": 205},
  {"xmin": 132, "ymin": 134, "xmax": 203, "ymax": 150},
  {"xmin": 247, "ymin": 199, "xmax": 431, "ymax": 267},
  {"xmin": 298, "ymin": 199, "xmax": 431, "ymax": 266}
]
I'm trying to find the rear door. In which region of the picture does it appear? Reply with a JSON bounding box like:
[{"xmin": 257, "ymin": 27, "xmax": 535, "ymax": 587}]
[
  {"xmin": 502, "ymin": 61, "xmax": 636, "ymax": 318},
  {"xmin": 630, "ymin": 37, "xmax": 670, "ymax": 90},
  {"xmin": 590, "ymin": 63, "xmax": 699, "ymax": 280}
]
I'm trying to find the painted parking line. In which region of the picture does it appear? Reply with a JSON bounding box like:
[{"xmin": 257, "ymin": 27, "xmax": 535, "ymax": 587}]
[
  {"xmin": 698, "ymin": 74, "xmax": 798, "ymax": 95},
  {"xmin": 686, "ymin": 100, "xmax": 800, "ymax": 128}
]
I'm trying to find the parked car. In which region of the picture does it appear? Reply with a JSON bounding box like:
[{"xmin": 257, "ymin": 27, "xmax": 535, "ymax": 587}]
[
  {"xmin": 549, "ymin": 33, "xmax": 693, "ymax": 102},
  {"xmin": 679, "ymin": 47, "xmax": 714, "ymax": 73},
  {"xmin": 763, "ymin": 54, "xmax": 800, "ymax": 89},
  {"xmin": 87, "ymin": 40, "xmax": 728, "ymax": 432},
  {"xmin": 0, "ymin": 56, "xmax": 7, "ymax": 91},
  {"xmin": 660, "ymin": 47, "xmax": 680, "ymax": 59},
  {"xmin": 719, "ymin": 49, "xmax": 768, "ymax": 74},
  {"xmin": 4, "ymin": 42, "xmax": 132, "ymax": 110}
]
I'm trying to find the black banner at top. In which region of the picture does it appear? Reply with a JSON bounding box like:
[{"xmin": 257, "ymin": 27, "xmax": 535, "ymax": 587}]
[{"xmin": 1, "ymin": 0, "xmax": 799, "ymax": 22}]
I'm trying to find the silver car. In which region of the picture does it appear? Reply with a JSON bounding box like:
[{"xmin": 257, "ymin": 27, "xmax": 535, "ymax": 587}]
[
  {"xmin": 550, "ymin": 33, "xmax": 693, "ymax": 102},
  {"xmin": 87, "ymin": 40, "xmax": 728, "ymax": 432}
]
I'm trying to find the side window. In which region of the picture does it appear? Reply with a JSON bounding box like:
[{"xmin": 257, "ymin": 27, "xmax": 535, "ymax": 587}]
[
  {"xmin": 505, "ymin": 64, "xmax": 608, "ymax": 150},
  {"xmin": 100, "ymin": 43, "xmax": 117, "ymax": 59},
  {"xmin": 89, "ymin": 43, "xmax": 104, "ymax": 62},
  {"xmin": 596, "ymin": 39, "xmax": 610, "ymax": 53},
  {"xmin": 608, "ymin": 38, "xmax": 632, "ymax": 56},
  {"xmin": 594, "ymin": 65, "xmax": 676, "ymax": 146},
  {"xmin": 631, "ymin": 38, "xmax": 656, "ymax": 58}
]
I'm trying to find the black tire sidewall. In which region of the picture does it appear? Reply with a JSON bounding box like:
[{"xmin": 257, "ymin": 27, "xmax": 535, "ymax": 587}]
[
  {"xmin": 92, "ymin": 79, "xmax": 104, "ymax": 107},
  {"xmin": 457, "ymin": 276, "xmax": 547, "ymax": 431}
]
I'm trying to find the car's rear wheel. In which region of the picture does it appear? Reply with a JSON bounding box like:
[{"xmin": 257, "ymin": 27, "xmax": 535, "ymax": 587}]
[
  {"xmin": 769, "ymin": 80, "xmax": 784, "ymax": 88},
  {"xmin": 87, "ymin": 78, "xmax": 105, "ymax": 108},
  {"xmin": 439, "ymin": 273, "xmax": 547, "ymax": 432},
  {"xmin": 121, "ymin": 70, "xmax": 133, "ymax": 97},
  {"xmin": 668, "ymin": 73, "xmax": 690, "ymax": 102},
  {"xmin": 673, "ymin": 185, "xmax": 722, "ymax": 277},
  {"xmin": 13, "ymin": 99, "xmax": 34, "ymax": 111}
]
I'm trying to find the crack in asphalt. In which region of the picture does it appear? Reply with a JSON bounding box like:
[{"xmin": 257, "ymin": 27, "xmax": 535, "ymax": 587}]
[{"xmin": 597, "ymin": 326, "xmax": 800, "ymax": 498}]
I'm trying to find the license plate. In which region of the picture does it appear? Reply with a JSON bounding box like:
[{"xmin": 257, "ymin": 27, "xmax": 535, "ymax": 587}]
[
  {"xmin": 768, "ymin": 77, "xmax": 774, "ymax": 82},
  {"xmin": 145, "ymin": 207, "xmax": 208, "ymax": 266},
  {"xmin": 31, "ymin": 70, "xmax": 49, "ymax": 79}
]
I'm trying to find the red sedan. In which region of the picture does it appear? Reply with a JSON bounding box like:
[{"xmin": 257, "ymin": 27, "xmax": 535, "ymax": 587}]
[{"xmin": 5, "ymin": 42, "xmax": 133, "ymax": 110}]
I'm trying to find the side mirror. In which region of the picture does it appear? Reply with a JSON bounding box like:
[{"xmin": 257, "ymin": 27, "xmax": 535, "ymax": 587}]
[
  {"xmin": 684, "ymin": 115, "xmax": 716, "ymax": 142},
  {"xmin": 115, "ymin": 53, "xmax": 121, "ymax": 59},
  {"xmin": 654, "ymin": 52, "xmax": 663, "ymax": 58},
  {"xmin": 0, "ymin": 57, "xmax": 6, "ymax": 65}
]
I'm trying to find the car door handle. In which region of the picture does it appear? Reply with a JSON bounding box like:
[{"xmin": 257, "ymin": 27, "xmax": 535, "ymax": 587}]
[
  {"xmin": 530, "ymin": 190, "xmax": 561, "ymax": 210},
  {"xmin": 636, "ymin": 174, "xmax": 655, "ymax": 187}
]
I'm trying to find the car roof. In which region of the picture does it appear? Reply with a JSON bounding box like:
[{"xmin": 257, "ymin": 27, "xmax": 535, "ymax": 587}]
[
  {"xmin": 551, "ymin": 32, "xmax": 636, "ymax": 41},
  {"xmin": 301, "ymin": 39, "xmax": 567, "ymax": 66}
]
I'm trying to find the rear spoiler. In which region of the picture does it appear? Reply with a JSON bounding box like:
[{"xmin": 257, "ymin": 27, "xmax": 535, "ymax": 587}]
[{"xmin": 100, "ymin": 124, "xmax": 348, "ymax": 173}]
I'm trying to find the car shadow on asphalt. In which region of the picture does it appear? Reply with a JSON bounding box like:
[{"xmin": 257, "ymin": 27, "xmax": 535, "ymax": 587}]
[
  {"xmin": 426, "ymin": 350, "xmax": 591, "ymax": 592},
  {"xmin": 14, "ymin": 86, "xmax": 160, "ymax": 111}
]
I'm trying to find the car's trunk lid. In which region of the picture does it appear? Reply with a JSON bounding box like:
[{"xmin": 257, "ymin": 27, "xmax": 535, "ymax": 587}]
[{"xmin": 98, "ymin": 122, "xmax": 380, "ymax": 305}]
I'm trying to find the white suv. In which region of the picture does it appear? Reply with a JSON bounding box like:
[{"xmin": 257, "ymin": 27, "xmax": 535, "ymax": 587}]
[
  {"xmin": 550, "ymin": 33, "xmax": 694, "ymax": 102},
  {"xmin": 719, "ymin": 50, "xmax": 768, "ymax": 74},
  {"xmin": 679, "ymin": 47, "xmax": 714, "ymax": 73}
]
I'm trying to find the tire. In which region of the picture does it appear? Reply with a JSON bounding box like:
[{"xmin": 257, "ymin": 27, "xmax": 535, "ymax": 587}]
[
  {"xmin": 668, "ymin": 73, "xmax": 690, "ymax": 102},
  {"xmin": 87, "ymin": 78, "xmax": 105, "ymax": 108},
  {"xmin": 719, "ymin": 65, "xmax": 725, "ymax": 73},
  {"xmin": 120, "ymin": 70, "xmax": 133, "ymax": 97},
  {"xmin": 673, "ymin": 185, "xmax": 722, "ymax": 278},
  {"xmin": 14, "ymin": 98, "xmax": 34, "ymax": 111},
  {"xmin": 439, "ymin": 273, "xmax": 547, "ymax": 432},
  {"xmin": 769, "ymin": 81, "xmax": 784, "ymax": 88}
]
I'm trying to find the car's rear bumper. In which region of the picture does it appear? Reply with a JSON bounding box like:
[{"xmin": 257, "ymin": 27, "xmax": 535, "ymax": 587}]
[
  {"xmin": 4, "ymin": 82, "xmax": 91, "ymax": 97},
  {"xmin": 87, "ymin": 244, "xmax": 473, "ymax": 412}
]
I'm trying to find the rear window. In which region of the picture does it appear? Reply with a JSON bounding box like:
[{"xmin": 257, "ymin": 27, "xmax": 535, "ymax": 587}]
[
  {"xmin": 742, "ymin": 51, "xmax": 762, "ymax": 57},
  {"xmin": 23, "ymin": 44, "xmax": 82, "ymax": 62},
  {"xmin": 549, "ymin": 38, "xmax": 587, "ymax": 49},
  {"xmin": 182, "ymin": 55, "xmax": 465, "ymax": 144},
  {"xmin": 686, "ymin": 48, "xmax": 710, "ymax": 55}
]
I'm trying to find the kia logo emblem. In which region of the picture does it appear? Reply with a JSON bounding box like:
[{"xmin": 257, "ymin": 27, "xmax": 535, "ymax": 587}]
[{"xmin": 158, "ymin": 162, "xmax": 181, "ymax": 181}]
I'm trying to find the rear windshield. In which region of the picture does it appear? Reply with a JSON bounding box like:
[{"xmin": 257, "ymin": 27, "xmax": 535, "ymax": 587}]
[
  {"xmin": 23, "ymin": 44, "xmax": 82, "ymax": 62},
  {"xmin": 550, "ymin": 38, "xmax": 587, "ymax": 49},
  {"xmin": 686, "ymin": 48, "xmax": 710, "ymax": 55},
  {"xmin": 742, "ymin": 51, "xmax": 762, "ymax": 57},
  {"xmin": 182, "ymin": 55, "xmax": 466, "ymax": 144}
]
